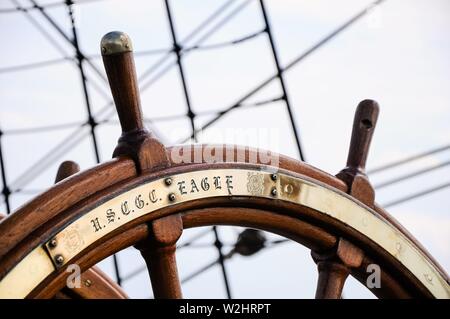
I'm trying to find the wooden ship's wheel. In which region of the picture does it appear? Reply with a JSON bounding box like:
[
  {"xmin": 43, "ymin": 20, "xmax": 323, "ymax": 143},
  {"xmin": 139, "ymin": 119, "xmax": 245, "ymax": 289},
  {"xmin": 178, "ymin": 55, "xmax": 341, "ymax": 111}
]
[{"xmin": 0, "ymin": 32, "xmax": 448, "ymax": 299}]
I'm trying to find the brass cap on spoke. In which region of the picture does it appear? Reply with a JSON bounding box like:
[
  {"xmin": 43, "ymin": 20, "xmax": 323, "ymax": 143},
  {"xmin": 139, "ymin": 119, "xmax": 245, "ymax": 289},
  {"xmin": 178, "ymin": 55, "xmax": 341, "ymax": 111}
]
[{"xmin": 101, "ymin": 31, "xmax": 133, "ymax": 55}]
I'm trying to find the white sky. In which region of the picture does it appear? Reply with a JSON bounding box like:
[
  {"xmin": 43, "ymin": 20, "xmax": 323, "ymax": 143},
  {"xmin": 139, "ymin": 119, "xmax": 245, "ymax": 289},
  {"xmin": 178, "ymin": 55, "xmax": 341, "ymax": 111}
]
[{"xmin": 0, "ymin": 0, "xmax": 449, "ymax": 298}]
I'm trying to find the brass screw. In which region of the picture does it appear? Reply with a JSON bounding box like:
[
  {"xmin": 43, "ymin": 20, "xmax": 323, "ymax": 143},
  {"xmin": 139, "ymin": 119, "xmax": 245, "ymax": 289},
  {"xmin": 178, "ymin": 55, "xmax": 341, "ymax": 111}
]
[
  {"xmin": 84, "ymin": 279, "xmax": 92, "ymax": 287},
  {"xmin": 271, "ymin": 188, "xmax": 277, "ymax": 197},
  {"xmin": 55, "ymin": 255, "xmax": 64, "ymax": 265},
  {"xmin": 164, "ymin": 178, "xmax": 172, "ymax": 186},
  {"xmin": 48, "ymin": 238, "xmax": 57, "ymax": 248},
  {"xmin": 271, "ymin": 173, "xmax": 277, "ymax": 181},
  {"xmin": 168, "ymin": 193, "xmax": 176, "ymax": 202}
]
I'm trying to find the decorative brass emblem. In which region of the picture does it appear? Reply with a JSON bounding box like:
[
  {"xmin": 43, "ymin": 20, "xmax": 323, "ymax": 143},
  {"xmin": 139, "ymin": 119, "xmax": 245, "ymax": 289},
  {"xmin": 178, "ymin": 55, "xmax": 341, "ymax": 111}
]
[
  {"xmin": 246, "ymin": 172, "xmax": 264, "ymax": 195},
  {"xmin": 62, "ymin": 227, "xmax": 84, "ymax": 255}
]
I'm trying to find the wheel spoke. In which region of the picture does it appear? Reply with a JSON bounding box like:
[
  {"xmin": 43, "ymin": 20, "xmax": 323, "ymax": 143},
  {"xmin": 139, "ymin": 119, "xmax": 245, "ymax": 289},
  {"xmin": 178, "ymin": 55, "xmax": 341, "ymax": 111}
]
[
  {"xmin": 314, "ymin": 261, "xmax": 349, "ymax": 299},
  {"xmin": 136, "ymin": 214, "xmax": 183, "ymax": 299},
  {"xmin": 312, "ymin": 238, "xmax": 364, "ymax": 299}
]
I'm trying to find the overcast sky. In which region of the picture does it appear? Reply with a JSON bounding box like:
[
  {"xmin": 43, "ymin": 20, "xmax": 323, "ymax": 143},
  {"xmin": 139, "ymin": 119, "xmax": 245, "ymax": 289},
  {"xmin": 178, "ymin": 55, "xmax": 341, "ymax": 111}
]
[{"xmin": 0, "ymin": 0, "xmax": 449, "ymax": 298}]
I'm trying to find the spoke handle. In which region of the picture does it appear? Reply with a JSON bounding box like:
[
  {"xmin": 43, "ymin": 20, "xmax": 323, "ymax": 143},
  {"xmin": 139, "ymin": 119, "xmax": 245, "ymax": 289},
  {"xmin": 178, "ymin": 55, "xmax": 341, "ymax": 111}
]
[
  {"xmin": 346, "ymin": 99, "xmax": 379, "ymax": 173},
  {"xmin": 101, "ymin": 31, "xmax": 144, "ymax": 134}
]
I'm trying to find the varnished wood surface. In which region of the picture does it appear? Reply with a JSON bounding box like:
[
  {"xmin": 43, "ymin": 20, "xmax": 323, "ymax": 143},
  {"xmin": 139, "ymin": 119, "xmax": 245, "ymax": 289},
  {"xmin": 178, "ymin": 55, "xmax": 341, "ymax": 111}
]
[
  {"xmin": 0, "ymin": 148, "xmax": 447, "ymax": 298},
  {"xmin": 0, "ymin": 147, "xmax": 347, "ymax": 280},
  {"xmin": 345, "ymin": 99, "xmax": 379, "ymax": 174},
  {"xmin": 60, "ymin": 266, "xmax": 127, "ymax": 299},
  {"xmin": 182, "ymin": 207, "xmax": 337, "ymax": 252},
  {"xmin": 31, "ymin": 224, "xmax": 148, "ymax": 298},
  {"xmin": 21, "ymin": 202, "xmax": 435, "ymax": 299},
  {"xmin": 137, "ymin": 214, "xmax": 183, "ymax": 299},
  {"xmin": 336, "ymin": 100, "xmax": 378, "ymax": 207},
  {"xmin": 102, "ymin": 50, "xmax": 144, "ymax": 134},
  {"xmin": 313, "ymin": 102, "xmax": 374, "ymax": 297},
  {"xmin": 1, "ymin": 30, "xmax": 445, "ymax": 300},
  {"xmin": 101, "ymin": 35, "xmax": 169, "ymax": 173},
  {"xmin": 311, "ymin": 239, "xmax": 364, "ymax": 299},
  {"xmin": 54, "ymin": 160, "xmax": 80, "ymax": 184},
  {"xmin": 169, "ymin": 144, "xmax": 348, "ymax": 193},
  {"xmin": 54, "ymin": 160, "xmax": 127, "ymax": 299},
  {"xmin": 315, "ymin": 262, "xmax": 349, "ymax": 299},
  {"xmin": 353, "ymin": 255, "xmax": 413, "ymax": 298},
  {"xmin": 0, "ymin": 157, "xmax": 136, "ymax": 262}
]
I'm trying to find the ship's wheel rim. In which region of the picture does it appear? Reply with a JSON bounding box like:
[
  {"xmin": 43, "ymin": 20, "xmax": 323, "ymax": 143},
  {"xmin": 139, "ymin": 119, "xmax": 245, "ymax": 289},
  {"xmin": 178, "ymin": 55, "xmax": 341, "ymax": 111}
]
[{"xmin": 0, "ymin": 157, "xmax": 448, "ymax": 299}]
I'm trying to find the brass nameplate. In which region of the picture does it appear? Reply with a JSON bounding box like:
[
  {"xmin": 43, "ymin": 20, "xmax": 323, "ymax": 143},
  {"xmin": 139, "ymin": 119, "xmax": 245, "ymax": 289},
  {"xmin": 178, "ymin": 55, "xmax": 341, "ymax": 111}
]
[
  {"xmin": 0, "ymin": 246, "xmax": 55, "ymax": 298},
  {"xmin": 45, "ymin": 169, "xmax": 276, "ymax": 266}
]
